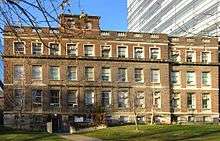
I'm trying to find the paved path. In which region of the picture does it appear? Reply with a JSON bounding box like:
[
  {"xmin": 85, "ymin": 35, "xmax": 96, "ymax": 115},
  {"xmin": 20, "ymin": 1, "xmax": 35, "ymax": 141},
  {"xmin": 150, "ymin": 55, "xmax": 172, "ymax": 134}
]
[{"xmin": 60, "ymin": 134, "xmax": 102, "ymax": 141}]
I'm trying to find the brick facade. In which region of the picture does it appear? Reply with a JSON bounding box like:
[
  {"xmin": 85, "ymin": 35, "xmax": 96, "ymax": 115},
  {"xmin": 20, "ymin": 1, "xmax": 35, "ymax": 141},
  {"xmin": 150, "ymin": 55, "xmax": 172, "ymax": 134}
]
[{"xmin": 3, "ymin": 14, "xmax": 219, "ymax": 131}]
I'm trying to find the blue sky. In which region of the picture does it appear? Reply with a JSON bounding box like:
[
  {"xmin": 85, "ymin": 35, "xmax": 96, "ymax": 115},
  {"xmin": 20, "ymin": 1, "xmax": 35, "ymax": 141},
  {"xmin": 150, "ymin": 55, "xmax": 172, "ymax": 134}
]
[{"xmin": 69, "ymin": 0, "xmax": 128, "ymax": 31}]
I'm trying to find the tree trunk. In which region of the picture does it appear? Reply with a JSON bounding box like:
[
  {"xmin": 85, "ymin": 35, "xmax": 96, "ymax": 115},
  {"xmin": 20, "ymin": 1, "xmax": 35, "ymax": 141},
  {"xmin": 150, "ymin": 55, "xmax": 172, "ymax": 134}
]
[
  {"xmin": 150, "ymin": 109, "xmax": 154, "ymax": 125},
  {"xmin": 134, "ymin": 113, "xmax": 139, "ymax": 130}
]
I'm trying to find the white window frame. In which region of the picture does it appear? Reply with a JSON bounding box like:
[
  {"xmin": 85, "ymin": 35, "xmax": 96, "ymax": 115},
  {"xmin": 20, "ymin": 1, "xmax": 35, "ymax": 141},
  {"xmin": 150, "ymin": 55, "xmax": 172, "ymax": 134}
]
[
  {"xmin": 202, "ymin": 93, "xmax": 211, "ymax": 110},
  {"xmin": 151, "ymin": 69, "xmax": 160, "ymax": 83},
  {"xmin": 66, "ymin": 43, "xmax": 78, "ymax": 56},
  {"xmin": 13, "ymin": 41, "xmax": 26, "ymax": 55},
  {"xmin": 149, "ymin": 47, "xmax": 161, "ymax": 60},
  {"xmin": 201, "ymin": 51, "xmax": 211, "ymax": 63},
  {"xmin": 83, "ymin": 44, "xmax": 95, "ymax": 57},
  {"xmin": 48, "ymin": 42, "xmax": 61, "ymax": 55},
  {"xmin": 31, "ymin": 42, "xmax": 43, "ymax": 55},
  {"xmin": 187, "ymin": 92, "xmax": 196, "ymax": 109},
  {"xmin": 186, "ymin": 71, "xmax": 196, "ymax": 86},
  {"xmin": 100, "ymin": 45, "xmax": 112, "ymax": 57},
  {"xmin": 171, "ymin": 50, "xmax": 181, "ymax": 62},
  {"xmin": 201, "ymin": 72, "xmax": 211, "ymax": 86},
  {"xmin": 185, "ymin": 50, "xmax": 196, "ymax": 63},
  {"xmin": 133, "ymin": 46, "xmax": 144, "ymax": 59},
  {"xmin": 117, "ymin": 45, "xmax": 128, "ymax": 58}
]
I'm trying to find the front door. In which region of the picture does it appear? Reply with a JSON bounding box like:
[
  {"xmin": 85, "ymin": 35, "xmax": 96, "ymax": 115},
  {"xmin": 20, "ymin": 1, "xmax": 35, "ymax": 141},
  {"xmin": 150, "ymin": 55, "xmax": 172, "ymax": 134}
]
[{"xmin": 52, "ymin": 114, "xmax": 62, "ymax": 132}]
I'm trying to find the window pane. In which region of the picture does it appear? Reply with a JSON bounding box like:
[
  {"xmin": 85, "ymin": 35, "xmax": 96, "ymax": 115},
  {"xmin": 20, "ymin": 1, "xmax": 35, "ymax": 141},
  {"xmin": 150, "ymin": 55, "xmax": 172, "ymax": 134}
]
[
  {"xmin": 85, "ymin": 90, "xmax": 94, "ymax": 105},
  {"xmin": 134, "ymin": 68, "xmax": 144, "ymax": 82},
  {"xmin": 67, "ymin": 90, "xmax": 77, "ymax": 107},
  {"xmin": 32, "ymin": 66, "xmax": 42, "ymax": 80},
  {"xmin": 84, "ymin": 45, "xmax": 94, "ymax": 56},
  {"xmin": 50, "ymin": 90, "xmax": 60, "ymax": 106},
  {"xmin": 32, "ymin": 89, "xmax": 42, "ymax": 105},
  {"xmin": 14, "ymin": 42, "xmax": 25, "ymax": 54},
  {"xmin": 150, "ymin": 48, "xmax": 159, "ymax": 59},
  {"xmin": 202, "ymin": 72, "xmax": 211, "ymax": 86},
  {"xmin": 118, "ymin": 46, "xmax": 127, "ymax": 58},
  {"xmin": 202, "ymin": 93, "xmax": 210, "ymax": 109},
  {"xmin": 171, "ymin": 71, "xmax": 180, "ymax": 85},
  {"xmin": 134, "ymin": 47, "xmax": 144, "ymax": 59},
  {"xmin": 186, "ymin": 51, "xmax": 195, "ymax": 62},
  {"xmin": 187, "ymin": 93, "xmax": 195, "ymax": 109},
  {"xmin": 118, "ymin": 68, "xmax": 127, "ymax": 82},
  {"xmin": 118, "ymin": 90, "xmax": 128, "ymax": 108},
  {"xmin": 14, "ymin": 89, "xmax": 24, "ymax": 107},
  {"xmin": 101, "ymin": 67, "xmax": 111, "ymax": 81},
  {"xmin": 49, "ymin": 66, "xmax": 60, "ymax": 80},
  {"xmin": 101, "ymin": 46, "xmax": 111, "ymax": 57},
  {"xmin": 153, "ymin": 91, "xmax": 161, "ymax": 108},
  {"xmin": 67, "ymin": 44, "xmax": 77, "ymax": 56},
  {"xmin": 135, "ymin": 92, "xmax": 145, "ymax": 108},
  {"xmin": 67, "ymin": 66, "xmax": 77, "ymax": 80},
  {"xmin": 187, "ymin": 72, "xmax": 195, "ymax": 85},
  {"xmin": 151, "ymin": 69, "xmax": 160, "ymax": 83},
  {"xmin": 32, "ymin": 43, "xmax": 42, "ymax": 55},
  {"xmin": 171, "ymin": 51, "xmax": 180, "ymax": 62},
  {"xmin": 85, "ymin": 67, "xmax": 94, "ymax": 81},
  {"xmin": 101, "ymin": 91, "xmax": 111, "ymax": 107},
  {"xmin": 50, "ymin": 43, "xmax": 59, "ymax": 55},
  {"xmin": 14, "ymin": 65, "xmax": 24, "ymax": 80}
]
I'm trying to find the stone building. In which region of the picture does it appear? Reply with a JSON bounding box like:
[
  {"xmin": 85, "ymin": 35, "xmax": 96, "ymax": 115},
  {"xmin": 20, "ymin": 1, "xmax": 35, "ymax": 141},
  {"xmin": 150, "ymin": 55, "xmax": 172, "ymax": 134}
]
[{"xmin": 3, "ymin": 13, "xmax": 219, "ymax": 131}]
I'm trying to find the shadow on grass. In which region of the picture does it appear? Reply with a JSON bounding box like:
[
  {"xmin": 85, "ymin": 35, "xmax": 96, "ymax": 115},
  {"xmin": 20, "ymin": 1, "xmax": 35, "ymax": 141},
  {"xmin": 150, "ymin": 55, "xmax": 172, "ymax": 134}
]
[
  {"xmin": 102, "ymin": 126, "xmax": 185, "ymax": 141},
  {"xmin": 174, "ymin": 130, "xmax": 220, "ymax": 141},
  {"xmin": 23, "ymin": 134, "xmax": 55, "ymax": 141},
  {"xmin": 100, "ymin": 126, "xmax": 220, "ymax": 141}
]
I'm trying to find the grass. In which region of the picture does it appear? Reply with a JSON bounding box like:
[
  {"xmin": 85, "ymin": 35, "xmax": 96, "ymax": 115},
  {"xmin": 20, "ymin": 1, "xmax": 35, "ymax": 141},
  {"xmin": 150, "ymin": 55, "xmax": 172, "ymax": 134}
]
[
  {"xmin": 0, "ymin": 130, "xmax": 67, "ymax": 141},
  {"xmin": 81, "ymin": 124, "xmax": 220, "ymax": 141}
]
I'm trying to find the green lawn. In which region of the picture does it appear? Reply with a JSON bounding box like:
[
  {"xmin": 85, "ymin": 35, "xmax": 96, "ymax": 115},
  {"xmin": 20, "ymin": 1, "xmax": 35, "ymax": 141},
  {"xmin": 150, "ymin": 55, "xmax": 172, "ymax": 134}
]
[
  {"xmin": 82, "ymin": 124, "xmax": 220, "ymax": 141},
  {"xmin": 0, "ymin": 131, "xmax": 67, "ymax": 141}
]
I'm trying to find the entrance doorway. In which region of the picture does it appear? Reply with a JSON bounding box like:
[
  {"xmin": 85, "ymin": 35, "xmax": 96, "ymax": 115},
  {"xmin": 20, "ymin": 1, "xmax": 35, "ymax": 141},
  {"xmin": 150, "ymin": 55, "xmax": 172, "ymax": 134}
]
[{"xmin": 52, "ymin": 114, "xmax": 62, "ymax": 133}]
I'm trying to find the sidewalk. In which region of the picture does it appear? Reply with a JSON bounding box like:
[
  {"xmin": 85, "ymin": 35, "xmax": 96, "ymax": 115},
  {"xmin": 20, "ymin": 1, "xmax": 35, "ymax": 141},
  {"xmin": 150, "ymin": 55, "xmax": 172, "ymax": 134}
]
[{"xmin": 60, "ymin": 134, "xmax": 102, "ymax": 141}]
